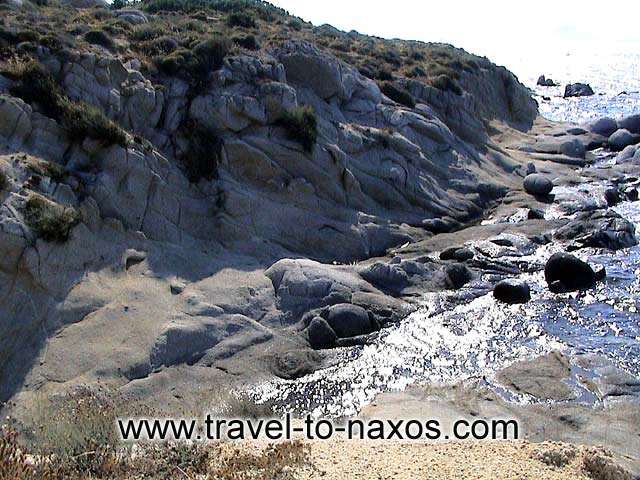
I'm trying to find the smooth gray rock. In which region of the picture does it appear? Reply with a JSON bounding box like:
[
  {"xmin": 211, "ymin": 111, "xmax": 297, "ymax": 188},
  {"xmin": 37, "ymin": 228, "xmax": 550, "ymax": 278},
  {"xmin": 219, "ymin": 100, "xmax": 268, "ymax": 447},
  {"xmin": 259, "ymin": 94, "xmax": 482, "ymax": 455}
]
[
  {"xmin": 564, "ymin": 83, "xmax": 594, "ymax": 98},
  {"xmin": 493, "ymin": 279, "xmax": 531, "ymax": 304},
  {"xmin": 114, "ymin": 9, "xmax": 148, "ymax": 24},
  {"xmin": 608, "ymin": 129, "xmax": 636, "ymax": 151},
  {"xmin": 523, "ymin": 174, "xmax": 554, "ymax": 196},
  {"xmin": 616, "ymin": 144, "xmax": 638, "ymax": 163},
  {"xmin": 359, "ymin": 262, "xmax": 409, "ymax": 292},
  {"xmin": 619, "ymin": 113, "xmax": 640, "ymax": 134},
  {"xmin": 544, "ymin": 252, "xmax": 604, "ymax": 293},
  {"xmin": 589, "ymin": 117, "xmax": 618, "ymax": 137},
  {"xmin": 324, "ymin": 303, "xmax": 372, "ymax": 338}
]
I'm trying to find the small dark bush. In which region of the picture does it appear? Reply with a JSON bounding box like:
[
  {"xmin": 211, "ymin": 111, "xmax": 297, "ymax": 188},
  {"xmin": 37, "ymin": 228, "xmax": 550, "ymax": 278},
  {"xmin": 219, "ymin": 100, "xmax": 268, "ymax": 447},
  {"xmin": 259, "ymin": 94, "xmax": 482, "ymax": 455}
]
[
  {"xmin": 24, "ymin": 194, "xmax": 79, "ymax": 243},
  {"xmin": 111, "ymin": 0, "xmax": 127, "ymax": 9},
  {"xmin": 429, "ymin": 74, "xmax": 463, "ymax": 95},
  {"xmin": 380, "ymin": 82, "xmax": 415, "ymax": 108},
  {"xmin": 0, "ymin": 169, "xmax": 7, "ymax": 191},
  {"xmin": 277, "ymin": 106, "xmax": 317, "ymax": 153},
  {"xmin": 140, "ymin": 35, "xmax": 179, "ymax": 55},
  {"xmin": 226, "ymin": 11, "xmax": 255, "ymax": 28},
  {"xmin": 191, "ymin": 35, "xmax": 231, "ymax": 70},
  {"xmin": 232, "ymin": 34, "xmax": 259, "ymax": 50},
  {"xmin": 61, "ymin": 100, "xmax": 128, "ymax": 146},
  {"xmin": 8, "ymin": 60, "xmax": 65, "ymax": 118},
  {"xmin": 17, "ymin": 30, "xmax": 40, "ymax": 42},
  {"xmin": 180, "ymin": 122, "xmax": 222, "ymax": 182},
  {"xmin": 84, "ymin": 29, "xmax": 115, "ymax": 50},
  {"xmin": 131, "ymin": 24, "xmax": 165, "ymax": 41},
  {"xmin": 287, "ymin": 18, "xmax": 302, "ymax": 30}
]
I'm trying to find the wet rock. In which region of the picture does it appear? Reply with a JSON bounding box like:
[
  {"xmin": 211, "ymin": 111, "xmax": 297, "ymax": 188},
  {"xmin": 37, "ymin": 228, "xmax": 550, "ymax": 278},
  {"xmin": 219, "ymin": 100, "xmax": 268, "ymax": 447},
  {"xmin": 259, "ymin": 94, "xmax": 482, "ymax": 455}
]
[
  {"xmin": 523, "ymin": 173, "xmax": 553, "ymax": 196},
  {"xmin": 564, "ymin": 83, "xmax": 594, "ymax": 98},
  {"xmin": 443, "ymin": 263, "xmax": 473, "ymax": 290},
  {"xmin": 624, "ymin": 187, "xmax": 638, "ymax": 201},
  {"xmin": 307, "ymin": 317, "xmax": 337, "ymax": 349},
  {"xmin": 619, "ymin": 113, "xmax": 640, "ymax": 134},
  {"xmin": 608, "ymin": 129, "xmax": 637, "ymax": 151},
  {"xmin": 439, "ymin": 246, "xmax": 474, "ymax": 261},
  {"xmin": 497, "ymin": 351, "xmax": 574, "ymax": 401},
  {"xmin": 544, "ymin": 252, "xmax": 604, "ymax": 293},
  {"xmin": 604, "ymin": 187, "xmax": 621, "ymax": 207},
  {"xmin": 324, "ymin": 303, "xmax": 373, "ymax": 338},
  {"xmin": 528, "ymin": 208, "xmax": 545, "ymax": 220},
  {"xmin": 554, "ymin": 209, "xmax": 637, "ymax": 251},
  {"xmin": 536, "ymin": 75, "xmax": 558, "ymax": 87},
  {"xmin": 493, "ymin": 279, "xmax": 531, "ymax": 304},
  {"xmin": 589, "ymin": 117, "xmax": 618, "ymax": 137}
]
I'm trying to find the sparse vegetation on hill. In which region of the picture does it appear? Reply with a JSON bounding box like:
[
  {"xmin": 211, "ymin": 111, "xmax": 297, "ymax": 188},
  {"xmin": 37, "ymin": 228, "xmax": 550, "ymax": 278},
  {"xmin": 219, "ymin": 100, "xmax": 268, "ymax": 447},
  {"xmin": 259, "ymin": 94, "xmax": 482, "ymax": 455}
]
[
  {"xmin": 5, "ymin": 60, "xmax": 127, "ymax": 146},
  {"xmin": 278, "ymin": 106, "xmax": 318, "ymax": 152},
  {"xmin": 23, "ymin": 193, "xmax": 79, "ymax": 242}
]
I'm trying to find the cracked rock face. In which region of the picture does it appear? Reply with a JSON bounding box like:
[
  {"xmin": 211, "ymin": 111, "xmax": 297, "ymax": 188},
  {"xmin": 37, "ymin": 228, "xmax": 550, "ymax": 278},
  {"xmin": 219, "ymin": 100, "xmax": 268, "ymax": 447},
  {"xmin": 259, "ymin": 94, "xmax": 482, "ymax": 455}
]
[{"xmin": 0, "ymin": 30, "xmax": 540, "ymax": 406}]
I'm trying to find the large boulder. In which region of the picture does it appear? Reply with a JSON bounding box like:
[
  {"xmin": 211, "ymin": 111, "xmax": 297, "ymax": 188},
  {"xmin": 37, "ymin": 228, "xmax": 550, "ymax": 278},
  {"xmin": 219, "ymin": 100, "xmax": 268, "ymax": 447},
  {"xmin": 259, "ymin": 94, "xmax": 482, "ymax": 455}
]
[
  {"xmin": 589, "ymin": 117, "xmax": 618, "ymax": 137},
  {"xmin": 619, "ymin": 114, "xmax": 640, "ymax": 134},
  {"xmin": 604, "ymin": 187, "xmax": 621, "ymax": 207},
  {"xmin": 493, "ymin": 279, "xmax": 531, "ymax": 304},
  {"xmin": 443, "ymin": 263, "xmax": 473, "ymax": 290},
  {"xmin": 279, "ymin": 42, "xmax": 344, "ymax": 100},
  {"xmin": 554, "ymin": 209, "xmax": 637, "ymax": 251},
  {"xmin": 324, "ymin": 303, "xmax": 373, "ymax": 338},
  {"xmin": 564, "ymin": 83, "xmax": 594, "ymax": 98},
  {"xmin": 523, "ymin": 174, "xmax": 553, "ymax": 196},
  {"xmin": 608, "ymin": 129, "xmax": 636, "ymax": 151},
  {"xmin": 544, "ymin": 252, "xmax": 605, "ymax": 293},
  {"xmin": 307, "ymin": 317, "xmax": 337, "ymax": 349}
]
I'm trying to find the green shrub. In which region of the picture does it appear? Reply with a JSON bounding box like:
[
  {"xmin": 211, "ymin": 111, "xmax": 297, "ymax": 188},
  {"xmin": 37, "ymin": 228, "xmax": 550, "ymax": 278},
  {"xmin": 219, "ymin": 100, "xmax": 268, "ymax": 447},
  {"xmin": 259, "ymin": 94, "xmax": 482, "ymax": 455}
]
[
  {"xmin": 287, "ymin": 18, "xmax": 302, "ymax": 31},
  {"xmin": 277, "ymin": 106, "xmax": 317, "ymax": 153},
  {"xmin": 232, "ymin": 33, "xmax": 259, "ymax": 50},
  {"xmin": 24, "ymin": 194, "xmax": 79, "ymax": 243},
  {"xmin": 84, "ymin": 29, "xmax": 115, "ymax": 50},
  {"xmin": 226, "ymin": 11, "xmax": 255, "ymax": 28},
  {"xmin": 111, "ymin": 0, "xmax": 128, "ymax": 9},
  {"xmin": 140, "ymin": 35, "xmax": 179, "ymax": 55},
  {"xmin": 130, "ymin": 23, "xmax": 165, "ymax": 41},
  {"xmin": 180, "ymin": 122, "xmax": 222, "ymax": 182},
  {"xmin": 8, "ymin": 60, "xmax": 65, "ymax": 118},
  {"xmin": 429, "ymin": 74, "xmax": 463, "ymax": 95},
  {"xmin": 61, "ymin": 99, "xmax": 127, "ymax": 146},
  {"xmin": 380, "ymin": 82, "xmax": 415, "ymax": 108},
  {"xmin": 192, "ymin": 35, "xmax": 231, "ymax": 70}
]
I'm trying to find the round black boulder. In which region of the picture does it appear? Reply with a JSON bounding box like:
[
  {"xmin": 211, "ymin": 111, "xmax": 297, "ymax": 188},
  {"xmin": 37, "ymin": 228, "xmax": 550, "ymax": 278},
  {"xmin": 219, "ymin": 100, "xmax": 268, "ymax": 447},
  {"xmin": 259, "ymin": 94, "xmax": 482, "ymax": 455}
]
[
  {"xmin": 604, "ymin": 187, "xmax": 621, "ymax": 207},
  {"xmin": 493, "ymin": 279, "xmax": 531, "ymax": 304},
  {"xmin": 444, "ymin": 263, "xmax": 473, "ymax": 290},
  {"xmin": 440, "ymin": 247, "xmax": 474, "ymax": 261},
  {"xmin": 325, "ymin": 304, "xmax": 372, "ymax": 338},
  {"xmin": 544, "ymin": 252, "xmax": 605, "ymax": 293},
  {"xmin": 523, "ymin": 174, "xmax": 554, "ymax": 196},
  {"xmin": 307, "ymin": 317, "xmax": 337, "ymax": 349}
]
